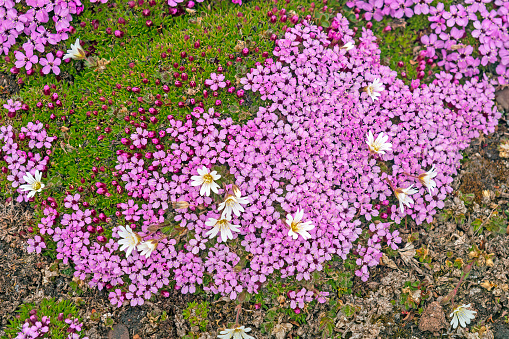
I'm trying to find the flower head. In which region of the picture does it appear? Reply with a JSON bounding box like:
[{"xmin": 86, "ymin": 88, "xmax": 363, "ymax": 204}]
[
  {"xmin": 450, "ymin": 304, "xmax": 476, "ymax": 329},
  {"xmin": 63, "ymin": 38, "xmax": 86, "ymax": 60},
  {"xmin": 3, "ymin": 99, "xmax": 22, "ymax": 113},
  {"xmin": 137, "ymin": 239, "xmax": 158, "ymax": 258},
  {"xmin": 205, "ymin": 215, "xmax": 241, "ymax": 242},
  {"xmin": 418, "ymin": 165, "xmax": 438, "ymax": 194},
  {"xmin": 39, "ymin": 53, "xmax": 61, "ymax": 75},
  {"xmin": 365, "ymin": 78, "xmax": 384, "ymax": 101},
  {"xmin": 286, "ymin": 209, "xmax": 315, "ymax": 240},
  {"xmin": 190, "ymin": 166, "xmax": 221, "ymax": 196},
  {"xmin": 366, "ymin": 131, "xmax": 392, "ymax": 154},
  {"xmin": 117, "ymin": 226, "xmax": 142, "ymax": 258},
  {"xmin": 394, "ymin": 185, "xmax": 418, "ymax": 213},
  {"xmin": 341, "ymin": 41, "xmax": 355, "ymax": 51},
  {"xmin": 19, "ymin": 170, "xmax": 45, "ymax": 198},
  {"xmin": 217, "ymin": 326, "xmax": 255, "ymax": 339},
  {"xmin": 218, "ymin": 190, "xmax": 249, "ymax": 219}
]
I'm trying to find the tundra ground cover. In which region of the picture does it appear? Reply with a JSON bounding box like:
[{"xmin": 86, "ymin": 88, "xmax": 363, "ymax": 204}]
[{"xmin": 0, "ymin": 0, "xmax": 508, "ymax": 338}]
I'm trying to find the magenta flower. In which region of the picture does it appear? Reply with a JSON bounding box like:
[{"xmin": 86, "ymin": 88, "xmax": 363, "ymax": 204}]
[
  {"xmin": 39, "ymin": 53, "xmax": 61, "ymax": 75},
  {"xmin": 3, "ymin": 99, "xmax": 22, "ymax": 113},
  {"xmin": 205, "ymin": 73, "xmax": 226, "ymax": 91},
  {"xmin": 14, "ymin": 49, "xmax": 39, "ymax": 70}
]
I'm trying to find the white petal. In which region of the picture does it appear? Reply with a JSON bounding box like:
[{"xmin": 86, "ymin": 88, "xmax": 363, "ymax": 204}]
[{"xmin": 288, "ymin": 230, "xmax": 298, "ymax": 239}]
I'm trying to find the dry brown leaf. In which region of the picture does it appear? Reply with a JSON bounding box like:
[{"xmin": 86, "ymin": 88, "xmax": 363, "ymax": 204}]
[
  {"xmin": 399, "ymin": 242, "xmax": 416, "ymax": 265},
  {"xmin": 381, "ymin": 254, "xmax": 399, "ymax": 270},
  {"xmin": 272, "ymin": 323, "xmax": 292, "ymax": 339},
  {"xmin": 480, "ymin": 280, "xmax": 495, "ymax": 291},
  {"xmin": 450, "ymin": 44, "xmax": 467, "ymax": 50}
]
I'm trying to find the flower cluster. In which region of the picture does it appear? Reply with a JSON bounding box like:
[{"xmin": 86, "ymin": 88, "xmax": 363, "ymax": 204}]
[
  {"xmin": 0, "ymin": 122, "xmax": 56, "ymax": 203},
  {"xmin": 2, "ymin": 0, "xmax": 86, "ymax": 75},
  {"xmin": 287, "ymin": 288, "xmax": 329, "ymax": 312},
  {"xmin": 15, "ymin": 312, "xmax": 88, "ymax": 339},
  {"xmin": 12, "ymin": 13, "xmax": 500, "ymax": 307},
  {"xmin": 346, "ymin": 0, "xmax": 509, "ymax": 84}
]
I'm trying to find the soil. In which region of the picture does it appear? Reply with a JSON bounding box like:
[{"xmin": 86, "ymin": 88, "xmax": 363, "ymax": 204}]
[{"xmin": 0, "ymin": 73, "xmax": 19, "ymax": 100}]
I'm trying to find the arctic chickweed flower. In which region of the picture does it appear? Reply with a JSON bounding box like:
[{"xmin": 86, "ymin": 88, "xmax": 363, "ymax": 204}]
[
  {"xmin": 218, "ymin": 190, "xmax": 249, "ymax": 219},
  {"xmin": 450, "ymin": 304, "xmax": 476, "ymax": 329},
  {"xmin": 366, "ymin": 131, "xmax": 392, "ymax": 154},
  {"xmin": 394, "ymin": 185, "xmax": 418, "ymax": 213},
  {"xmin": 117, "ymin": 226, "xmax": 142, "ymax": 258},
  {"xmin": 217, "ymin": 325, "xmax": 255, "ymax": 339},
  {"xmin": 205, "ymin": 216, "xmax": 241, "ymax": 242},
  {"xmin": 418, "ymin": 165, "xmax": 438, "ymax": 194},
  {"xmin": 190, "ymin": 166, "xmax": 221, "ymax": 196},
  {"xmin": 341, "ymin": 41, "xmax": 355, "ymax": 50},
  {"xmin": 63, "ymin": 38, "xmax": 86, "ymax": 60},
  {"xmin": 137, "ymin": 239, "xmax": 158, "ymax": 258},
  {"xmin": 20, "ymin": 170, "xmax": 45, "ymax": 198},
  {"xmin": 364, "ymin": 78, "xmax": 384, "ymax": 101},
  {"xmin": 286, "ymin": 209, "xmax": 315, "ymax": 240}
]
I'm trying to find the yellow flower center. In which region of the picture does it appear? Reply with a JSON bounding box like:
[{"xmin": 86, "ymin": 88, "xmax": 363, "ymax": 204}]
[
  {"xmin": 203, "ymin": 173, "xmax": 214, "ymax": 183},
  {"xmin": 224, "ymin": 195, "xmax": 236, "ymax": 206},
  {"xmin": 216, "ymin": 219, "xmax": 229, "ymax": 229},
  {"xmin": 32, "ymin": 182, "xmax": 42, "ymax": 190},
  {"xmin": 290, "ymin": 221, "xmax": 301, "ymax": 233}
]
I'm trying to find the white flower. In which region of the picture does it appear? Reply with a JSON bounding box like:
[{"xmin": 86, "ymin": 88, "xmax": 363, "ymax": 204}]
[
  {"xmin": 394, "ymin": 185, "xmax": 418, "ymax": 213},
  {"xmin": 205, "ymin": 216, "xmax": 241, "ymax": 242},
  {"xmin": 63, "ymin": 38, "xmax": 86, "ymax": 60},
  {"xmin": 286, "ymin": 209, "xmax": 315, "ymax": 240},
  {"xmin": 450, "ymin": 304, "xmax": 476, "ymax": 329},
  {"xmin": 418, "ymin": 165, "xmax": 438, "ymax": 194},
  {"xmin": 365, "ymin": 78, "xmax": 384, "ymax": 101},
  {"xmin": 190, "ymin": 166, "xmax": 221, "ymax": 197},
  {"xmin": 137, "ymin": 239, "xmax": 158, "ymax": 258},
  {"xmin": 19, "ymin": 170, "xmax": 45, "ymax": 198},
  {"xmin": 117, "ymin": 226, "xmax": 141, "ymax": 258},
  {"xmin": 341, "ymin": 41, "xmax": 355, "ymax": 51},
  {"xmin": 218, "ymin": 190, "xmax": 249, "ymax": 219},
  {"xmin": 217, "ymin": 326, "xmax": 255, "ymax": 339},
  {"xmin": 366, "ymin": 131, "xmax": 392, "ymax": 154}
]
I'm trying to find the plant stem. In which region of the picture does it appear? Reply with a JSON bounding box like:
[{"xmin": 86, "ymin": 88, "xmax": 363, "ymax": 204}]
[
  {"xmin": 440, "ymin": 260, "xmax": 475, "ymax": 306},
  {"xmin": 234, "ymin": 304, "xmax": 242, "ymax": 327}
]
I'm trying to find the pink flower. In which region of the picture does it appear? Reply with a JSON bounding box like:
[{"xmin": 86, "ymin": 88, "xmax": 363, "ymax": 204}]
[
  {"xmin": 14, "ymin": 49, "xmax": 39, "ymax": 70},
  {"xmin": 40, "ymin": 53, "xmax": 62, "ymax": 75},
  {"xmin": 205, "ymin": 73, "xmax": 226, "ymax": 91}
]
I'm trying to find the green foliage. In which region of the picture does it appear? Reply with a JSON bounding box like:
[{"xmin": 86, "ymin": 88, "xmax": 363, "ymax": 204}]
[
  {"xmin": 182, "ymin": 301, "xmax": 209, "ymax": 332},
  {"xmin": 399, "ymin": 281, "xmax": 428, "ymax": 311},
  {"xmin": 2, "ymin": 298, "xmax": 84, "ymax": 339}
]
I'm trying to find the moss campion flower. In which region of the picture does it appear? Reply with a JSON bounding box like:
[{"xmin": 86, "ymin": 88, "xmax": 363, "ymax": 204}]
[
  {"xmin": 217, "ymin": 326, "xmax": 255, "ymax": 339},
  {"xmin": 286, "ymin": 209, "xmax": 315, "ymax": 240},
  {"xmin": 450, "ymin": 304, "xmax": 476, "ymax": 329},
  {"xmin": 20, "ymin": 170, "xmax": 45, "ymax": 198},
  {"xmin": 205, "ymin": 216, "xmax": 240, "ymax": 242},
  {"xmin": 63, "ymin": 38, "xmax": 86, "ymax": 60},
  {"xmin": 137, "ymin": 239, "xmax": 158, "ymax": 258},
  {"xmin": 364, "ymin": 78, "xmax": 384, "ymax": 101},
  {"xmin": 190, "ymin": 166, "xmax": 221, "ymax": 197},
  {"xmin": 366, "ymin": 131, "xmax": 392, "ymax": 154},
  {"xmin": 418, "ymin": 165, "xmax": 438, "ymax": 194},
  {"xmin": 117, "ymin": 226, "xmax": 142, "ymax": 258}
]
